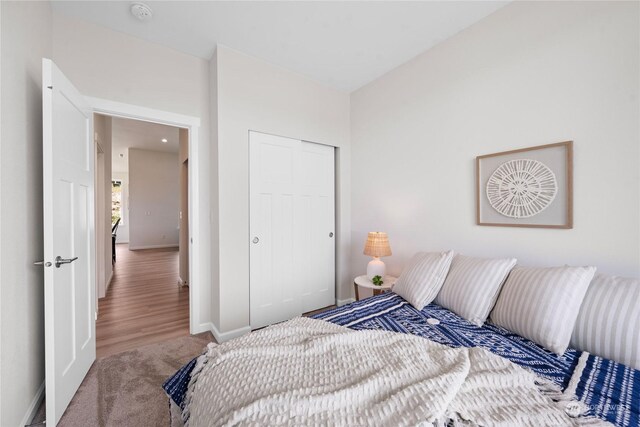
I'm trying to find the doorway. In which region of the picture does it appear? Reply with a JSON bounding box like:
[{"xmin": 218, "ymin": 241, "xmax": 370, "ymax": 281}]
[
  {"xmin": 93, "ymin": 114, "xmax": 191, "ymax": 357},
  {"xmin": 89, "ymin": 99, "xmax": 204, "ymax": 359},
  {"xmin": 89, "ymin": 97, "xmax": 203, "ymax": 341}
]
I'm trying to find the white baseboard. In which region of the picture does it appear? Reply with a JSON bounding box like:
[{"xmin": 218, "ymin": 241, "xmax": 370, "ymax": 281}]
[
  {"xmin": 207, "ymin": 322, "xmax": 251, "ymax": 343},
  {"xmin": 336, "ymin": 298, "xmax": 355, "ymax": 307},
  {"xmin": 20, "ymin": 381, "xmax": 44, "ymax": 427},
  {"xmin": 105, "ymin": 271, "xmax": 113, "ymax": 292},
  {"xmin": 129, "ymin": 243, "xmax": 179, "ymax": 250},
  {"xmin": 192, "ymin": 321, "xmax": 213, "ymax": 335}
]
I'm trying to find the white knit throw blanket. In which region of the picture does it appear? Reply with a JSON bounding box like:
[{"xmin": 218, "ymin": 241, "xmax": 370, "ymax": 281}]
[{"xmin": 183, "ymin": 318, "xmax": 611, "ymax": 427}]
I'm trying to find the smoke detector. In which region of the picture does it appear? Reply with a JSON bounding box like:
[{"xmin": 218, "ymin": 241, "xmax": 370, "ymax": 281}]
[{"xmin": 131, "ymin": 3, "xmax": 153, "ymax": 21}]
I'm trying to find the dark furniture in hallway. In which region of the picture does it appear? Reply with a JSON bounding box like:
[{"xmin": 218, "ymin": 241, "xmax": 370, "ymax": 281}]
[{"xmin": 112, "ymin": 218, "xmax": 120, "ymax": 263}]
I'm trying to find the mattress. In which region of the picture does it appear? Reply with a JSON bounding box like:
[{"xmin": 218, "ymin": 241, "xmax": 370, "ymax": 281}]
[{"xmin": 164, "ymin": 292, "xmax": 639, "ymax": 426}]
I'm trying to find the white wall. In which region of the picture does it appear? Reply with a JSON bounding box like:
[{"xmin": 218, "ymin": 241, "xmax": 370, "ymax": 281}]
[
  {"xmin": 209, "ymin": 51, "xmax": 220, "ymax": 330},
  {"xmin": 95, "ymin": 140, "xmax": 106, "ymax": 299},
  {"xmin": 213, "ymin": 46, "xmax": 351, "ymax": 336},
  {"xmin": 179, "ymin": 129, "xmax": 189, "ymax": 284},
  {"xmin": 52, "ymin": 12, "xmax": 212, "ymax": 328},
  {"xmin": 350, "ymin": 1, "xmax": 640, "ymax": 283},
  {"xmin": 0, "ymin": 2, "xmax": 52, "ymax": 425},
  {"xmin": 128, "ymin": 149, "xmax": 179, "ymax": 249},
  {"xmin": 112, "ymin": 171, "xmax": 130, "ymax": 244},
  {"xmin": 94, "ymin": 114, "xmax": 113, "ymax": 297}
]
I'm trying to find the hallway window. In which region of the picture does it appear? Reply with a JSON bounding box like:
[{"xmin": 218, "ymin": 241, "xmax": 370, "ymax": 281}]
[{"xmin": 112, "ymin": 180, "xmax": 123, "ymax": 224}]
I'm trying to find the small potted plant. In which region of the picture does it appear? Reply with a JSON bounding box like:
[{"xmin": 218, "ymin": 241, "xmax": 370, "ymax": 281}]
[{"xmin": 372, "ymin": 275, "xmax": 384, "ymax": 286}]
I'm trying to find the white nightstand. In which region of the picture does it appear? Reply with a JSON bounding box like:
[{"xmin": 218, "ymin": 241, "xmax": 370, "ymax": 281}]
[{"xmin": 353, "ymin": 275, "xmax": 397, "ymax": 301}]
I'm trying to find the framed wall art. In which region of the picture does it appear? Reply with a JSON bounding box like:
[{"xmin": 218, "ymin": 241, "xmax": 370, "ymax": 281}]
[{"xmin": 476, "ymin": 141, "xmax": 573, "ymax": 229}]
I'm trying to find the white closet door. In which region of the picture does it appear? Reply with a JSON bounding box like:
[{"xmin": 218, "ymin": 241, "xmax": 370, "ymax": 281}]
[
  {"xmin": 296, "ymin": 141, "xmax": 335, "ymax": 313},
  {"xmin": 249, "ymin": 132, "xmax": 335, "ymax": 329}
]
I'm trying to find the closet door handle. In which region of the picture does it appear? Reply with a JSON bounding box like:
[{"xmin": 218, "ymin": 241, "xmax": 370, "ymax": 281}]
[{"xmin": 252, "ymin": 237, "xmax": 259, "ymax": 244}]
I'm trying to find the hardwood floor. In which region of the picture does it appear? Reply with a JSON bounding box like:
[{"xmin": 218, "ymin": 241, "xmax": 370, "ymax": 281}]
[
  {"xmin": 303, "ymin": 305, "xmax": 336, "ymax": 317},
  {"xmin": 96, "ymin": 244, "xmax": 189, "ymax": 358}
]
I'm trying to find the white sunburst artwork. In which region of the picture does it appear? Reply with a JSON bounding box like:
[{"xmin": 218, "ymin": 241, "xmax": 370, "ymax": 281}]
[{"xmin": 486, "ymin": 159, "xmax": 558, "ymax": 219}]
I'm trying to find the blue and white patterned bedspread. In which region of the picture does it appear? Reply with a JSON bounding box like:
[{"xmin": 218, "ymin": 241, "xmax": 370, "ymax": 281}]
[{"xmin": 164, "ymin": 293, "xmax": 639, "ymax": 426}]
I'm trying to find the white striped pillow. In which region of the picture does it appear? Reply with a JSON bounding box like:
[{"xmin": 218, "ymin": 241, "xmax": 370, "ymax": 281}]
[
  {"xmin": 434, "ymin": 255, "xmax": 516, "ymax": 326},
  {"xmin": 570, "ymin": 273, "xmax": 640, "ymax": 370},
  {"xmin": 393, "ymin": 251, "xmax": 454, "ymax": 310},
  {"xmin": 491, "ymin": 265, "xmax": 596, "ymax": 355}
]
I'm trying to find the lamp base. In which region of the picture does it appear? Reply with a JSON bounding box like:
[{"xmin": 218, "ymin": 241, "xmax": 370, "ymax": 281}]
[{"xmin": 367, "ymin": 257, "xmax": 386, "ymax": 281}]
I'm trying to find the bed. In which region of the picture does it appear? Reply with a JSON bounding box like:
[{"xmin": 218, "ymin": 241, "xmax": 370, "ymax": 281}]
[{"xmin": 164, "ymin": 292, "xmax": 639, "ymax": 426}]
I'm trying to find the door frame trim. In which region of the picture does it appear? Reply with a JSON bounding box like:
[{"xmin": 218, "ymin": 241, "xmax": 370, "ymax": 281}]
[{"xmin": 87, "ymin": 96, "xmax": 203, "ymax": 335}]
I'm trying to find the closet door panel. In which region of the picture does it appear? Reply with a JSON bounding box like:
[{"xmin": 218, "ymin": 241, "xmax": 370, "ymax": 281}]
[
  {"xmin": 249, "ymin": 132, "xmax": 299, "ymax": 329},
  {"xmin": 298, "ymin": 141, "xmax": 335, "ymax": 313}
]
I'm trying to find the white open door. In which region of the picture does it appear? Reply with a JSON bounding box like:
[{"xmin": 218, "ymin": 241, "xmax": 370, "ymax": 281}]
[{"xmin": 42, "ymin": 58, "xmax": 96, "ymax": 425}]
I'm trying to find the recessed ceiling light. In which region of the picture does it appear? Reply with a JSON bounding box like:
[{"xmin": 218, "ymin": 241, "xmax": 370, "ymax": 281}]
[
  {"xmin": 131, "ymin": 3, "xmax": 153, "ymax": 22},
  {"xmin": 161, "ymin": 138, "xmax": 168, "ymax": 143}
]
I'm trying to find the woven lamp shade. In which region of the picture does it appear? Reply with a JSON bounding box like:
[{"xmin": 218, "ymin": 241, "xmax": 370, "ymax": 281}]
[{"xmin": 363, "ymin": 232, "xmax": 392, "ymax": 257}]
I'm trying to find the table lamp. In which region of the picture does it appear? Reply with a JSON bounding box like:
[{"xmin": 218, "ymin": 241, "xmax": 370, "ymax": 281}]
[{"xmin": 363, "ymin": 232, "xmax": 392, "ymax": 280}]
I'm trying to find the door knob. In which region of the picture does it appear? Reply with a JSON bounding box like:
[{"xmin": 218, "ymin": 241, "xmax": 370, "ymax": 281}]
[
  {"xmin": 55, "ymin": 256, "xmax": 78, "ymax": 268},
  {"xmin": 252, "ymin": 237, "xmax": 259, "ymax": 244},
  {"xmin": 329, "ymin": 232, "xmax": 334, "ymax": 238}
]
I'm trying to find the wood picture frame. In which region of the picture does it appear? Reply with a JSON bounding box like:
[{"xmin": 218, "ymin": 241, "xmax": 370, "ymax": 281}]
[{"xmin": 476, "ymin": 141, "xmax": 573, "ymax": 229}]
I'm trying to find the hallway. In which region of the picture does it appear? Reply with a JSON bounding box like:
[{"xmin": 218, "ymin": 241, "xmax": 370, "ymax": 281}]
[{"xmin": 96, "ymin": 244, "xmax": 189, "ymax": 357}]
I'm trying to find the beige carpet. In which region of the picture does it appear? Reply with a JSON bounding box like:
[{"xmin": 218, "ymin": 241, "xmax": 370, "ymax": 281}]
[{"xmin": 32, "ymin": 333, "xmax": 212, "ymax": 427}]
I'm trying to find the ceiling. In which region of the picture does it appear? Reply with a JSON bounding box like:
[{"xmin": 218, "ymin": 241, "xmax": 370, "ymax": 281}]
[
  {"xmin": 51, "ymin": 1, "xmax": 508, "ymax": 92},
  {"xmin": 111, "ymin": 117, "xmax": 180, "ymax": 173}
]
